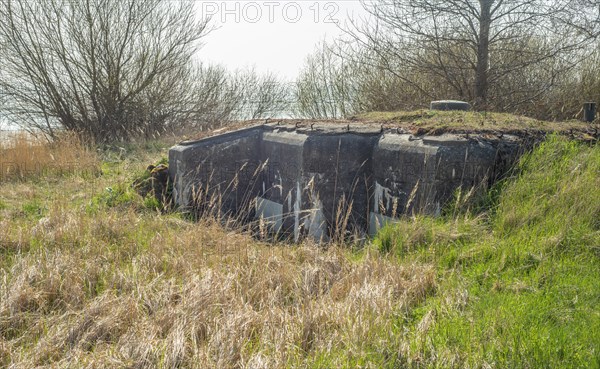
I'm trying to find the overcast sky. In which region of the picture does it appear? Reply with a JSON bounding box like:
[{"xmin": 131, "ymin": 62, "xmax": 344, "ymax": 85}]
[{"xmin": 196, "ymin": 0, "xmax": 367, "ymax": 80}]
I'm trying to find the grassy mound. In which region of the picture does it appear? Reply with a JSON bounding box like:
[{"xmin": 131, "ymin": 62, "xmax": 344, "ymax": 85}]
[
  {"xmin": 0, "ymin": 133, "xmax": 598, "ymax": 368},
  {"xmin": 358, "ymin": 110, "xmax": 598, "ymax": 137},
  {"xmin": 374, "ymin": 135, "xmax": 600, "ymax": 368},
  {"xmin": 0, "ymin": 137, "xmax": 436, "ymax": 368}
]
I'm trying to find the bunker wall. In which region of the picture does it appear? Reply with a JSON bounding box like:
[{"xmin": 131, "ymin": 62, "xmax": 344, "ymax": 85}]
[
  {"xmin": 169, "ymin": 126, "xmax": 263, "ymax": 217},
  {"xmin": 170, "ymin": 125, "xmax": 523, "ymax": 240}
]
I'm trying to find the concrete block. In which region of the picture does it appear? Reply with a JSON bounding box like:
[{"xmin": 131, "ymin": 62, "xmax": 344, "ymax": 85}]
[
  {"xmin": 169, "ymin": 124, "xmax": 523, "ymax": 241},
  {"xmin": 369, "ymin": 212, "xmax": 397, "ymax": 236},
  {"xmin": 168, "ymin": 126, "xmax": 263, "ymax": 217},
  {"xmin": 260, "ymin": 130, "xmax": 307, "ymax": 238},
  {"xmin": 256, "ymin": 197, "xmax": 283, "ymax": 234},
  {"xmin": 302, "ymin": 133, "xmax": 378, "ymax": 237},
  {"xmin": 430, "ymin": 100, "xmax": 471, "ymax": 111}
]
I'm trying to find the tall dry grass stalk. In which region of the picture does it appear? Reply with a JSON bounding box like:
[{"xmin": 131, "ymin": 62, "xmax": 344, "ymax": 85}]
[
  {"xmin": 0, "ymin": 131, "xmax": 98, "ymax": 181},
  {"xmin": 0, "ymin": 199, "xmax": 437, "ymax": 368}
]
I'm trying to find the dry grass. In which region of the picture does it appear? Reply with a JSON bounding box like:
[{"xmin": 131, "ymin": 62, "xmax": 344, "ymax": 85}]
[
  {"xmin": 0, "ymin": 131, "xmax": 98, "ymax": 181},
  {"xmin": 0, "ymin": 152, "xmax": 437, "ymax": 367},
  {"xmin": 357, "ymin": 110, "xmax": 600, "ymax": 137},
  {"xmin": 2, "ymin": 131, "xmax": 597, "ymax": 368}
]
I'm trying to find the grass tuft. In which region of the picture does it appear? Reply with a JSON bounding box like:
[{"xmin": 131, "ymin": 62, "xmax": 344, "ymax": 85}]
[{"xmin": 0, "ymin": 131, "xmax": 99, "ymax": 181}]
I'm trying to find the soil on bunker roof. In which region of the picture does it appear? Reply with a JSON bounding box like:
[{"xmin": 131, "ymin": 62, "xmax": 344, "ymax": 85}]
[{"xmin": 183, "ymin": 110, "xmax": 599, "ymax": 143}]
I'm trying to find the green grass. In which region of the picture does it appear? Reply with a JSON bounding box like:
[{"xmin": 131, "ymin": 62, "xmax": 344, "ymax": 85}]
[
  {"xmin": 18, "ymin": 198, "xmax": 47, "ymax": 220},
  {"xmin": 374, "ymin": 135, "xmax": 600, "ymax": 368},
  {"xmin": 1, "ymin": 133, "xmax": 598, "ymax": 368}
]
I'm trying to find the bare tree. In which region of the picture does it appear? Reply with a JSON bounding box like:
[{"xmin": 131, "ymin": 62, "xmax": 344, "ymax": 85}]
[
  {"xmin": 295, "ymin": 42, "xmax": 439, "ymax": 119},
  {"xmin": 230, "ymin": 68, "xmax": 291, "ymax": 120},
  {"xmin": 527, "ymin": 39, "xmax": 600, "ymax": 120},
  {"xmin": 179, "ymin": 65, "xmax": 293, "ymax": 131},
  {"xmin": 186, "ymin": 64, "xmax": 240, "ymax": 129},
  {"xmin": 344, "ymin": 0, "xmax": 599, "ymax": 110},
  {"xmin": 295, "ymin": 42, "xmax": 359, "ymax": 119},
  {"xmin": 0, "ymin": 0, "xmax": 210, "ymax": 142}
]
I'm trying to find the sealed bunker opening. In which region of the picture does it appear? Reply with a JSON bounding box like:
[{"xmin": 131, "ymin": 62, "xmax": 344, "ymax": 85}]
[{"xmin": 169, "ymin": 122, "xmax": 526, "ymax": 242}]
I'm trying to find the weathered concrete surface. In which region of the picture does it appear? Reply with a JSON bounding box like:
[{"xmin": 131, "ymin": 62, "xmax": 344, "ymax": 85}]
[
  {"xmin": 169, "ymin": 123, "xmax": 524, "ymax": 240},
  {"xmin": 169, "ymin": 126, "xmax": 262, "ymax": 219},
  {"xmin": 259, "ymin": 130, "xmax": 306, "ymax": 239}
]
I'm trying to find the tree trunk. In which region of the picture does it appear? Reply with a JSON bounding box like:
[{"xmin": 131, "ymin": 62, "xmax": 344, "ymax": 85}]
[{"xmin": 475, "ymin": 0, "xmax": 493, "ymax": 110}]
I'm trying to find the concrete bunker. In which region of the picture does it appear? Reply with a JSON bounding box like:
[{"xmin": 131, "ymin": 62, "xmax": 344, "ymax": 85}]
[{"xmin": 169, "ymin": 122, "xmax": 524, "ymax": 241}]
